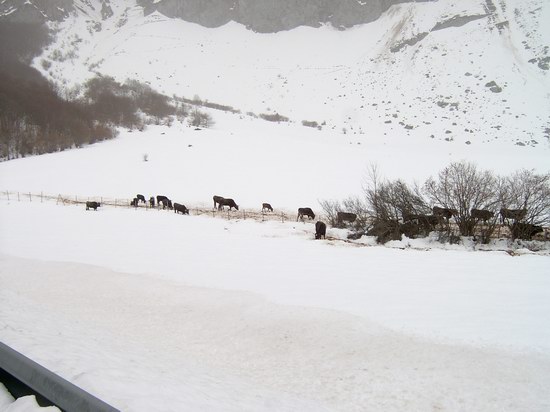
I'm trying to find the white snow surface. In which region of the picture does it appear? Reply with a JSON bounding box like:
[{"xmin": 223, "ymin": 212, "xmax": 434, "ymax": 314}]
[
  {"xmin": 1, "ymin": 0, "xmax": 550, "ymax": 410},
  {"xmin": 1, "ymin": 193, "xmax": 550, "ymax": 411}
]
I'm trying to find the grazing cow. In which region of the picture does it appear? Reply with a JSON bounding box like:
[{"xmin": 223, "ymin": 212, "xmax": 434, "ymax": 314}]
[
  {"xmin": 262, "ymin": 203, "xmax": 273, "ymax": 212},
  {"xmin": 217, "ymin": 198, "xmax": 239, "ymax": 211},
  {"xmin": 511, "ymin": 222, "xmax": 543, "ymax": 240},
  {"xmin": 86, "ymin": 201, "xmax": 100, "ymax": 211},
  {"xmin": 213, "ymin": 195, "xmax": 225, "ymax": 209},
  {"xmin": 136, "ymin": 194, "xmax": 146, "ymax": 204},
  {"xmin": 433, "ymin": 206, "xmax": 458, "ymax": 222},
  {"xmin": 471, "ymin": 209, "xmax": 494, "ymax": 222},
  {"xmin": 157, "ymin": 195, "xmax": 169, "ymax": 205},
  {"xmin": 500, "ymin": 208, "xmax": 527, "ymax": 223},
  {"xmin": 297, "ymin": 207, "xmax": 315, "ymax": 221},
  {"xmin": 160, "ymin": 199, "xmax": 173, "ymax": 210},
  {"xmin": 403, "ymin": 212, "xmax": 438, "ymax": 226},
  {"xmin": 149, "ymin": 197, "xmax": 155, "ymax": 208},
  {"xmin": 417, "ymin": 214, "xmax": 439, "ymax": 227},
  {"xmin": 337, "ymin": 211, "xmax": 357, "ymax": 225},
  {"xmin": 174, "ymin": 203, "xmax": 189, "ymax": 215},
  {"xmin": 315, "ymin": 221, "xmax": 327, "ymax": 239},
  {"xmin": 130, "ymin": 198, "xmax": 139, "ymax": 207}
]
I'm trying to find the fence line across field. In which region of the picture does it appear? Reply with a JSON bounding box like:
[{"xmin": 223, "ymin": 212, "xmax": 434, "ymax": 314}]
[
  {"xmin": 0, "ymin": 190, "xmax": 298, "ymax": 224},
  {"xmin": 2, "ymin": 190, "xmax": 546, "ymax": 241}
]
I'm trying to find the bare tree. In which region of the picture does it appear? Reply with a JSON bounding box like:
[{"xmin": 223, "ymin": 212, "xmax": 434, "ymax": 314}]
[
  {"xmin": 423, "ymin": 161, "xmax": 499, "ymax": 237},
  {"xmin": 500, "ymin": 169, "xmax": 550, "ymax": 225},
  {"xmin": 188, "ymin": 108, "xmax": 214, "ymax": 128}
]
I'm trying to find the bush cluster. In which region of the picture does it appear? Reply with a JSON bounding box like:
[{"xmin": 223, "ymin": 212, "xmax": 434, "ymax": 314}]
[{"xmin": 322, "ymin": 162, "xmax": 550, "ymax": 244}]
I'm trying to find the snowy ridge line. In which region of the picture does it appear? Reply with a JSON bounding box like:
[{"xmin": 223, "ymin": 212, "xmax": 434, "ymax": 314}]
[
  {"xmin": 0, "ymin": 341, "xmax": 120, "ymax": 412},
  {"xmin": 0, "ymin": 190, "xmax": 320, "ymax": 225}
]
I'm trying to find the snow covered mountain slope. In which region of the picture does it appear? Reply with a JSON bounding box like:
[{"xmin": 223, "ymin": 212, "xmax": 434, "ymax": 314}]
[{"xmin": 32, "ymin": 0, "xmax": 550, "ymax": 151}]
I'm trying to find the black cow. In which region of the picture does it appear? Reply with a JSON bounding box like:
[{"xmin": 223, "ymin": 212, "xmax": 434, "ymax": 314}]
[
  {"xmin": 297, "ymin": 207, "xmax": 315, "ymax": 221},
  {"xmin": 149, "ymin": 197, "xmax": 155, "ymax": 208},
  {"xmin": 402, "ymin": 212, "xmax": 438, "ymax": 228},
  {"xmin": 86, "ymin": 201, "xmax": 101, "ymax": 211},
  {"xmin": 417, "ymin": 214, "xmax": 439, "ymax": 227},
  {"xmin": 262, "ymin": 203, "xmax": 273, "ymax": 212},
  {"xmin": 174, "ymin": 203, "xmax": 189, "ymax": 215},
  {"xmin": 157, "ymin": 195, "xmax": 169, "ymax": 205},
  {"xmin": 315, "ymin": 221, "xmax": 327, "ymax": 239},
  {"xmin": 500, "ymin": 208, "xmax": 527, "ymax": 223},
  {"xmin": 213, "ymin": 195, "xmax": 225, "ymax": 209},
  {"xmin": 337, "ymin": 211, "xmax": 357, "ymax": 225},
  {"xmin": 471, "ymin": 209, "xmax": 494, "ymax": 222},
  {"xmin": 157, "ymin": 195, "xmax": 173, "ymax": 209},
  {"xmin": 511, "ymin": 222, "xmax": 543, "ymax": 240},
  {"xmin": 136, "ymin": 194, "xmax": 146, "ymax": 204},
  {"xmin": 218, "ymin": 198, "xmax": 239, "ymax": 211},
  {"xmin": 130, "ymin": 198, "xmax": 139, "ymax": 207},
  {"xmin": 433, "ymin": 206, "xmax": 458, "ymax": 222}
]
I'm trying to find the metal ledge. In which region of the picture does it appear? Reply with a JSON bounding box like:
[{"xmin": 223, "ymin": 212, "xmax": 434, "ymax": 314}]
[{"xmin": 0, "ymin": 341, "xmax": 119, "ymax": 412}]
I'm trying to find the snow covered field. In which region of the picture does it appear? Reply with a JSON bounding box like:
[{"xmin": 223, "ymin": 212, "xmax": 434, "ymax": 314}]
[
  {"xmin": 1, "ymin": 0, "xmax": 550, "ymax": 409},
  {"xmin": 1, "ymin": 115, "xmax": 549, "ymax": 412},
  {"xmin": 1, "ymin": 194, "xmax": 550, "ymax": 411}
]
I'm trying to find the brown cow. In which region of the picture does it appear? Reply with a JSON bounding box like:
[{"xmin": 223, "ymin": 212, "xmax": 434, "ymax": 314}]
[
  {"xmin": 218, "ymin": 198, "xmax": 239, "ymax": 211},
  {"xmin": 433, "ymin": 206, "xmax": 458, "ymax": 222},
  {"xmin": 86, "ymin": 201, "xmax": 101, "ymax": 211},
  {"xmin": 213, "ymin": 195, "xmax": 224, "ymax": 209},
  {"xmin": 511, "ymin": 222, "xmax": 543, "ymax": 240},
  {"xmin": 297, "ymin": 207, "xmax": 315, "ymax": 221},
  {"xmin": 262, "ymin": 203, "xmax": 273, "ymax": 212},
  {"xmin": 337, "ymin": 212, "xmax": 357, "ymax": 225},
  {"xmin": 471, "ymin": 209, "xmax": 494, "ymax": 222},
  {"xmin": 500, "ymin": 208, "xmax": 527, "ymax": 223},
  {"xmin": 174, "ymin": 203, "xmax": 189, "ymax": 215},
  {"xmin": 315, "ymin": 221, "xmax": 327, "ymax": 239}
]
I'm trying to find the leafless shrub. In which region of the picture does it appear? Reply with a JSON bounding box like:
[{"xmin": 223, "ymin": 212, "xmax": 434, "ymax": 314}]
[
  {"xmin": 259, "ymin": 112, "xmax": 289, "ymax": 123},
  {"xmin": 319, "ymin": 199, "xmax": 341, "ymax": 227},
  {"xmin": 188, "ymin": 108, "xmax": 214, "ymax": 128},
  {"xmin": 302, "ymin": 120, "xmax": 319, "ymax": 128},
  {"xmin": 362, "ymin": 165, "xmax": 430, "ymax": 242},
  {"xmin": 423, "ymin": 161, "xmax": 499, "ymax": 237},
  {"xmin": 499, "ymin": 169, "xmax": 550, "ymax": 226}
]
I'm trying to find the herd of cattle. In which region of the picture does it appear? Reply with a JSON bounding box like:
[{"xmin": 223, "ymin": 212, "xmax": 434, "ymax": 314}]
[
  {"xmin": 401, "ymin": 206, "xmax": 544, "ymax": 240},
  {"xmin": 84, "ymin": 196, "xmax": 546, "ymax": 241}
]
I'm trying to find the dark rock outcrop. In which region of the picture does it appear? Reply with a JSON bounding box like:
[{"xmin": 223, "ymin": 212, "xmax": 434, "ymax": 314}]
[{"xmin": 136, "ymin": 0, "xmax": 429, "ymax": 33}]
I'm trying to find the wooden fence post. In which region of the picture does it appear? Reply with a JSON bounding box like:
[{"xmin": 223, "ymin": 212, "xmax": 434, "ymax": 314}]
[
  {"xmin": 17, "ymin": 192, "xmax": 20, "ymax": 202},
  {"xmin": 29, "ymin": 192, "xmax": 32, "ymax": 202},
  {"xmin": 6, "ymin": 191, "xmax": 9, "ymax": 201}
]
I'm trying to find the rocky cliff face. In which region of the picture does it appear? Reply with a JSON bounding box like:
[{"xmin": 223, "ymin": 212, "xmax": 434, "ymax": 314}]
[
  {"xmin": 0, "ymin": 0, "xmax": 428, "ymax": 32},
  {"xmin": 136, "ymin": 0, "xmax": 427, "ymax": 32},
  {"xmin": 0, "ymin": 0, "xmax": 114, "ymax": 23},
  {"xmin": 0, "ymin": 0, "xmax": 74, "ymax": 22}
]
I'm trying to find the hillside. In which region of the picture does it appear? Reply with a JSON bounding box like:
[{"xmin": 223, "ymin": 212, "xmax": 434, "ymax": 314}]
[{"xmin": 21, "ymin": 0, "xmax": 548, "ymax": 152}]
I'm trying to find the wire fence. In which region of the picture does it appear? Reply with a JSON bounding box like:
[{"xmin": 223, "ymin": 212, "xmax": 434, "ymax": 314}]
[
  {"xmin": 0, "ymin": 190, "xmax": 311, "ymax": 224},
  {"xmin": 1, "ymin": 190, "xmax": 548, "ymax": 242}
]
